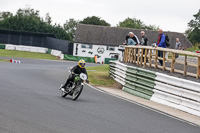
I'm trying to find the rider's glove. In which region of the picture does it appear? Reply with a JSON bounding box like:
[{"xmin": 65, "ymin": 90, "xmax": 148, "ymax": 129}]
[{"xmin": 86, "ymin": 79, "xmax": 89, "ymax": 84}]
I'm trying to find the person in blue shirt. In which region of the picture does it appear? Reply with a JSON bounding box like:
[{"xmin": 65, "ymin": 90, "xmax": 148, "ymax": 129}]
[
  {"xmin": 156, "ymin": 29, "xmax": 166, "ymax": 66},
  {"xmin": 128, "ymin": 38, "xmax": 136, "ymax": 45},
  {"xmin": 127, "ymin": 32, "xmax": 137, "ymax": 45}
]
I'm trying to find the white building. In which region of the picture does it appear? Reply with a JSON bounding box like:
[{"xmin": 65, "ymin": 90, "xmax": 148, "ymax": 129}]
[
  {"xmin": 74, "ymin": 24, "xmax": 123, "ymax": 64},
  {"xmin": 73, "ymin": 43, "xmax": 122, "ymax": 63}
]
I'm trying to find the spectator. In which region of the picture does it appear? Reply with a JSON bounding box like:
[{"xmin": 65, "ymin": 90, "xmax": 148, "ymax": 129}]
[
  {"xmin": 94, "ymin": 55, "xmax": 97, "ymax": 63},
  {"xmin": 123, "ymin": 35, "xmax": 130, "ymax": 45},
  {"xmin": 156, "ymin": 29, "xmax": 166, "ymax": 66},
  {"xmin": 129, "ymin": 32, "xmax": 140, "ymax": 45},
  {"xmin": 140, "ymin": 31, "xmax": 148, "ymax": 46},
  {"xmin": 140, "ymin": 31, "xmax": 149, "ymax": 62},
  {"xmin": 175, "ymin": 38, "xmax": 181, "ymax": 58},
  {"xmin": 127, "ymin": 32, "xmax": 137, "ymax": 45}
]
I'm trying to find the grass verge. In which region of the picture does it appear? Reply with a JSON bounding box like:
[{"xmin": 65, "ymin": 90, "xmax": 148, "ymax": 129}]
[
  {"xmin": 0, "ymin": 49, "xmax": 58, "ymax": 60},
  {"xmin": 86, "ymin": 65, "xmax": 120, "ymax": 88}
]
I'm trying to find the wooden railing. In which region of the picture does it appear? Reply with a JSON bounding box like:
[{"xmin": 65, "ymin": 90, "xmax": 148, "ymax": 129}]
[{"xmin": 124, "ymin": 46, "xmax": 200, "ymax": 79}]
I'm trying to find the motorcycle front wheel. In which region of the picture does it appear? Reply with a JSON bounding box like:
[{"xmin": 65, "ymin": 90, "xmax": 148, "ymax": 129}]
[{"xmin": 72, "ymin": 84, "xmax": 83, "ymax": 101}]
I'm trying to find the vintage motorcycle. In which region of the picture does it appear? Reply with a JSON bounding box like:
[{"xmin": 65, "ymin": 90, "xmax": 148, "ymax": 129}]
[{"xmin": 59, "ymin": 69, "xmax": 88, "ymax": 101}]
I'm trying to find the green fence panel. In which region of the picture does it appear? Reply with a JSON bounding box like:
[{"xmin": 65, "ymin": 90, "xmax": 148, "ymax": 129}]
[
  {"xmin": 125, "ymin": 75, "xmax": 137, "ymax": 82},
  {"xmin": 0, "ymin": 45, "xmax": 5, "ymax": 49},
  {"xmin": 127, "ymin": 66, "xmax": 137, "ymax": 73},
  {"xmin": 124, "ymin": 82, "xmax": 153, "ymax": 96},
  {"xmin": 136, "ymin": 76, "xmax": 155, "ymax": 88},
  {"xmin": 46, "ymin": 49, "xmax": 52, "ymax": 54},
  {"xmin": 125, "ymin": 74, "xmax": 155, "ymax": 89},
  {"xmin": 126, "ymin": 85, "xmax": 153, "ymax": 96},
  {"xmin": 105, "ymin": 58, "xmax": 118, "ymax": 64},
  {"xmin": 109, "ymin": 62, "xmax": 156, "ymax": 100},
  {"xmin": 126, "ymin": 68, "xmax": 137, "ymax": 74},
  {"xmin": 127, "ymin": 66, "xmax": 137, "ymax": 70},
  {"xmin": 123, "ymin": 87, "xmax": 151, "ymax": 100},
  {"xmin": 125, "ymin": 80, "xmax": 153, "ymax": 92},
  {"xmin": 125, "ymin": 73, "xmax": 137, "ymax": 78},
  {"xmin": 64, "ymin": 54, "xmax": 95, "ymax": 63},
  {"xmin": 136, "ymin": 68, "xmax": 156, "ymax": 79}
]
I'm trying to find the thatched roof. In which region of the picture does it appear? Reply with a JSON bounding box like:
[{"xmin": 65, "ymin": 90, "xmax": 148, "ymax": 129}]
[{"xmin": 75, "ymin": 24, "xmax": 192, "ymax": 49}]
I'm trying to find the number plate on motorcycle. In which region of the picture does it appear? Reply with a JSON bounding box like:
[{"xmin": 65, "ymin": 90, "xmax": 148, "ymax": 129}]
[{"xmin": 80, "ymin": 73, "xmax": 87, "ymax": 80}]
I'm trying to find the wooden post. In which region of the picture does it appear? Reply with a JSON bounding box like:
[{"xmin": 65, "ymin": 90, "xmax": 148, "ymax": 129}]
[
  {"xmin": 163, "ymin": 51, "xmax": 165, "ymax": 70},
  {"xmin": 130, "ymin": 48, "xmax": 134, "ymax": 63},
  {"xmin": 184, "ymin": 55, "xmax": 187, "ymax": 76},
  {"xmin": 127, "ymin": 48, "xmax": 130, "ymax": 62},
  {"xmin": 171, "ymin": 52, "xmax": 175, "ymax": 73},
  {"xmin": 126, "ymin": 47, "xmax": 128, "ymax": 62},
  {"xmin": 129, "ymin": 48, "xmax": 131, "ymax": 62},
  {"xmin": 155, "ymin": 50, "xmax": 158, "ymax": 68},
  {"xmin": 140, "ymin": 48, "xmax": 144, "ymax": 66},
  {"xmin": 137, "ymin": 48, "xmax": 140, "ymax": 65},
  {"xmin": 149, "ymin": 49, "xmax": 152, "ymax": 67},
  {"xmin": 144, "ymin": 49, "xmax": 148, "ymax": 67},
  {"xmin": 134, "ymin": 48, "xmax": 137, "ymax": 63},
  {"xmin": 197, "ymin": 57, "xmax": 200, "ymax": 79},
  {"xmin": 124, "ymin": 47, "xmax": 127, "ymax": 62}
]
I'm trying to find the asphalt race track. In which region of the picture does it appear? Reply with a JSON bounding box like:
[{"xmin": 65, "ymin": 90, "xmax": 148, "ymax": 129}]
[{"xmin": 0, "ymin": 58, "xmax": 199, "ymax": 133}]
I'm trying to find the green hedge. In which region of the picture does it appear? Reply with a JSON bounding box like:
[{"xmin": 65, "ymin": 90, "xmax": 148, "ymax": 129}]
[{"xmin": 64, "ymin": 54, "xmax": 95, "ymax": 63}]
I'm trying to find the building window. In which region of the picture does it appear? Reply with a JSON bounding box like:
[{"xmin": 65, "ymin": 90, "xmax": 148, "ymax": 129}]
[
  {"xmin": 106, "ymin": 46, "xmax": 115, "ymax": 51},
  {"xmin": 81, "ymin": 44, "xmax": 86, "ymax": 48},
  {"xmin": 81, "ymin": 44, "xmax": 93, "ymax": 49}
]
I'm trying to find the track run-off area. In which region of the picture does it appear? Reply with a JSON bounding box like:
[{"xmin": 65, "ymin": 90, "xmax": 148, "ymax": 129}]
[{"xmin": 0, "ymin": 58, "xmax": 199, "ymax": 133}]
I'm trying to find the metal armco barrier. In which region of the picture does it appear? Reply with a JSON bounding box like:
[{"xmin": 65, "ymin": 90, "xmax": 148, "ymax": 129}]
[
  {"xmin": 109, "ymin": 61, "xmax": 200, "ymax": 117},
  {"xmin": 110, "ymin": 61, "xmax": 156, "ymax": 100}
]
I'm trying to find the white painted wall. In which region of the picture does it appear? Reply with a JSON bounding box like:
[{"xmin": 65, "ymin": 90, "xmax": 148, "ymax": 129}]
[{"xmin": 73, "ymin": 43, "xmax": 122, "ymax": 63}]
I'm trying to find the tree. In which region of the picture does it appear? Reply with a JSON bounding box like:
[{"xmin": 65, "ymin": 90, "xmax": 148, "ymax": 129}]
[
  {"xmin": 144, "ymin": 24, "xmax": 159, "ymax": 31},
  {"xmin": 16, "ymin": 7, "xmax": 40, "ymax": 20},
  {"xmin": 80, "ymin": 16, "xmax": 110, "ymax": 26},
  {"xmin": 0, "ymin": 12, "xmax": 13, "ymax": 20},
  {"xmin": 186, "ymin": 9, "xmax": 200, "ymax": 44},
  {"xmin": 118, "ymin": 17, "xmax": 144, "ymax": 29},
  {"xmin": 0, "ymin": 7, "xmax": 71, "ymax": 41},
  {"xmin": 45, "ymin": 13, "xmax": 52, "ymax": 25},
  {"xmin": 118, "ymin": 17, "xmax": 159, "ymax": 31},
  {"xmin": 64, "ymin": 18, "xmax": 79, "ymax": 41}
]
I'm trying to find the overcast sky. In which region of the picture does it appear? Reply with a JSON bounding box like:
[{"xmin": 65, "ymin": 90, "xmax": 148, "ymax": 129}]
[{"xmin": 0, "ymin": 0, "xmax": 200, "ymax": 33}]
